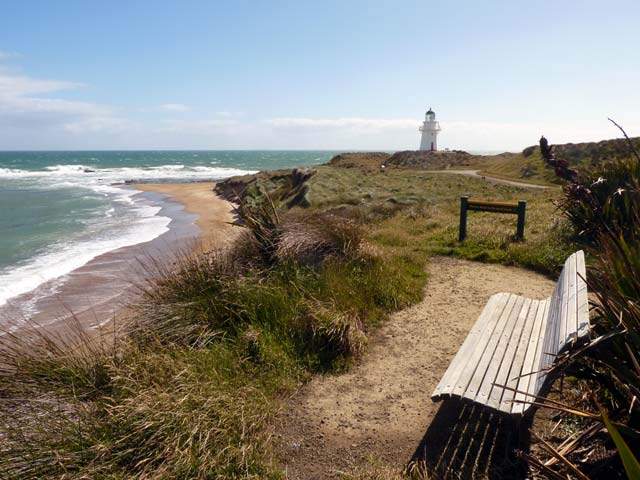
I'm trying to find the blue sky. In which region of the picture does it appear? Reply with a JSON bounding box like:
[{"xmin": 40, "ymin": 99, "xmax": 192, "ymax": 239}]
[{"xmin": 1, "ymin": 0, "xmax": 639, "ymax": 151}]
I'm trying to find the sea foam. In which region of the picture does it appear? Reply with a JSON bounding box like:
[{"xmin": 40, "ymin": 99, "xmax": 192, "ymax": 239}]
[
  {"xmin": 0, "ymin": 163, "xmax": 256, "ymax": 308},
  {"xmin": 0, "ymin": 198, "xmax": 171, "ymax": 308}
]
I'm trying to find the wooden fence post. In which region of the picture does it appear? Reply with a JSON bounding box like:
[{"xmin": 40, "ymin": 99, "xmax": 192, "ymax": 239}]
[
  {"xmin": 516, "ymin": 200, "xmax": 526, "ymax": 240},
  {"xmin": 459, "ymin": 196, "xmax": 469, "ymax": 242}
]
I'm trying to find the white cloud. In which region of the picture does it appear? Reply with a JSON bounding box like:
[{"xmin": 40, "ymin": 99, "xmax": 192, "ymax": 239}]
[
  {"xmin": 0, "ymin": 70, "xmax": 82, "ymax": 98},
  {"xmin": 0, "ymin": 61, "xmax": 129, "ymax": 140},
  {"xmin": 0, "ymin": 51, "xmax": 20, "ymax": 61},
  {"xmin": 267, "ymin": 117, "xmax": 418, "ymax": 131},
  {"xmin": 157, "ymin": 118, "xmax": 240, "ymax": 134},
  {"xmin": 159, "ymin": 103, "xmax": 190, "ymax": 112},
  {"xmin": 63, "ymin": 116, "xmax": 135, "ymax": 134},
  {"xmin": 214, "ymin": 111, "xmax": 244, "ymax": 117}
]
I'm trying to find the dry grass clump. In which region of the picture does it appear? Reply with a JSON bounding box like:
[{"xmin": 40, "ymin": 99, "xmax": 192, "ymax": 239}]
[
  {"xmin": 0, "ymin": 318, "xmax": 117, "ymax": 399},
  {"xmin": 130, "ymin": 248, "xmax": 243, "ymax": 346},
  {"xmin": 86, "ymin": 347, "xmax": 275, "ymax": 479},
  {"xmin": 235, "ymin": 184, "xmax": 365, "ymax": 267},
  {"xmin": 303, "ymin": 301, "xmax": 367, "ymax": 362},
  {"xmin": 277, "ymin": 212, "xmax": 363, "ymax": 266}
]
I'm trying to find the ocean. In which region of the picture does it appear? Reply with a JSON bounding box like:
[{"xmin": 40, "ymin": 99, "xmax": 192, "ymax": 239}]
[{"xmin": 0, "ymin": 151, "xmax": 336, "ymax": 320}]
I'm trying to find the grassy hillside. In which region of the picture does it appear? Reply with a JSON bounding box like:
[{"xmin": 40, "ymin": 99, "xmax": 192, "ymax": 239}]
[
  {"xmin": 218, "ymin": 165, "xmax": 574, "ymax": 275},
  {"xmin": 471, "ymin": 136, "xmax": 640, "ymax": 185},
  {"xmin": 323, "ymin": 137, "xmax": 640, "ymax": 187}
]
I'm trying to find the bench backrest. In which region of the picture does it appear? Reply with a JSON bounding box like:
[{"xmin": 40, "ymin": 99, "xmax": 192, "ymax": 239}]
[{"xmin": 536, "ymin": 250, "xmax": 589, "ymax": 391}]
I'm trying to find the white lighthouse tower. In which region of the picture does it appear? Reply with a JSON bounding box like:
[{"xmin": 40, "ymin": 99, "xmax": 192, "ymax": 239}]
[{"xmin": 419, "ymin": 107, "xmax": 441, "ymax": 151}]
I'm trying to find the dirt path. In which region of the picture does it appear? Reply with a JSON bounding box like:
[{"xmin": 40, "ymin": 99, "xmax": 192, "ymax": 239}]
[
  {"xmin": 276, "ymin": 257, "xmax": 556, "ymax": 479},
  {"xmin": 430, "ymin": 169, "xmax": 551, "ymax": 189}
]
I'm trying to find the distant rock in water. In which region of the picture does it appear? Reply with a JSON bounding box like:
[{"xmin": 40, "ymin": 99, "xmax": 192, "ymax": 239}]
[{"xmin": 385, "ymin": 150, "xmax": 472, "ymax": 170}]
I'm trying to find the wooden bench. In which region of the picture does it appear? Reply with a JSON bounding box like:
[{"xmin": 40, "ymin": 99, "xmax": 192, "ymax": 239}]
[{"xmin": 431, "ymin": 251, "xmax": 589, "ymax": 415}]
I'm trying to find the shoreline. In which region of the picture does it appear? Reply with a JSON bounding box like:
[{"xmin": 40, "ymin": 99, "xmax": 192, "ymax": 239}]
[
  {"xmin": 0, "ymin": 182, "xmax": 240, "ymax": 333},
  {"xmin": 133, "ymin": 182, "xmax": 241, "ymax": 250}
]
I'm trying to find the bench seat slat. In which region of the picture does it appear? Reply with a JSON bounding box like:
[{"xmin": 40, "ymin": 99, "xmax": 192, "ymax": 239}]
[
  {"xmin": 501, "ymin": 299, "xmax": 542, "ymax": 413},
  {"xmin": 431, "ymin": 293, "xmax": 509, "ymax": 399},
  {"xmin": 477, "ymin": 296, "xmax": 526, "ymax": 408},
  {"xmin": 537, "ymin": 277, "xmax": 563, "ymax": 393},
  {"xmin": 488, "ymin": 298, "xmax": 534, "ymax": 410},
  {"xmin": 576, "ymin": 251, "xmax": 589, "ymax": 338},
  {"xmin": 511, "ymin": 298, "xmax": 549, "ymax": 414},
  {"xmin": 463, "ymin": 294, "xmax": 521, "ymax": 402},
  {"xmin": 561, "ymin": 253, "xmax": 578, "ymax": 350},
  {"xmin": 570, "ymin": 252, "xmax": 580, "ymax": 342}
]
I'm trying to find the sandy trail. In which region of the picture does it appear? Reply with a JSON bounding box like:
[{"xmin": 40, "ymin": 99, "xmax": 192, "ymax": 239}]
[
  {"xmin": 277, "ymin": 256, "xmax": 555, "ymax": 479},
  {"xmin": 431, "ymin": 170, "xmax": 550, "ymax": 189}
]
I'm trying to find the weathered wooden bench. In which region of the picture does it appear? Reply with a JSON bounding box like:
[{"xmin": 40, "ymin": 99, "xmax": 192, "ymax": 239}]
[{"xmin": 431, "ymin": 251, "xmax": 589, "ymax": 415}]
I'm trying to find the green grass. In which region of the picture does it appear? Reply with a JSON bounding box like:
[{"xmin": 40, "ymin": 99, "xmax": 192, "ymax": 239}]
[
  {"xmin": 469, "ymin": 150, "xmax": 560, "ymax": 185},
  {"xmin": 308, "ymin": 166, "xmax": 575, "ymax": 275}
]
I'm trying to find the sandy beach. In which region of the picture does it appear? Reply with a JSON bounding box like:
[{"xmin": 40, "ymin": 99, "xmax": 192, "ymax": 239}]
[{"xmin": 134, "ymin": 182, "xmax": 241, "ymax": 249}]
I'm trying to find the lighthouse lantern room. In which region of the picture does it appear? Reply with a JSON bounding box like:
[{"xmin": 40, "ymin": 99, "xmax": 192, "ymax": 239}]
[{"xmin": 419, "ymin": 107, "xmax": 441, "ymax": 151}]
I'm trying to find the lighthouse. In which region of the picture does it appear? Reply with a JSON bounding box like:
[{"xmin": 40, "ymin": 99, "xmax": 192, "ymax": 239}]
[{"xmin": 419, "ymin": 107, "xmax": 441, "ymax": 151}]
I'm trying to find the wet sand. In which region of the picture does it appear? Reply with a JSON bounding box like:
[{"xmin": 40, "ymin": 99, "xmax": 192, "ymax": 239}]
[
  {"xmin": 0, "ymin": 183, "xmax": 240, "ymax": 333},
  {"xmin": 134, "ymin": 182, "xmax": 240, "ymax": 249}
]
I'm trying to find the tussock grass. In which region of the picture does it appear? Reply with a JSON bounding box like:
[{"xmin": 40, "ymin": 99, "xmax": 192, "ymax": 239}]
[
  {"xmin": 0, "ymin": 342, "xmax": 281, "ymax": 479},
  {"xmin": 277, "ymin": 211, "xmax": 362, "ymax": 266},
  {"xmin": 0, "ymin": 318, "xmax": 118, "ymax": 399}
]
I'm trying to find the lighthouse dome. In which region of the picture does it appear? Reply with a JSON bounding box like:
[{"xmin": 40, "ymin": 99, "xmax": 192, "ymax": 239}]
[{"xmin": 426, "ymin": 108, "xmax": 435, "ymax": 115}]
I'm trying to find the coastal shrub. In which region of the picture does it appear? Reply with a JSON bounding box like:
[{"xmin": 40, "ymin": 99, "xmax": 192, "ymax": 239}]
[
  {"xmin": 132, "ymin": 241, "xmax": 414, "ymax": 366},
  {"xmin": 584, "ymin": 230, "xmax": 640, "ymax": 409},
  {"xmin": 237, "ymin": 189, "xmax": 282, "ymax": 265},
  {"xmin": 302, "ymin": 300, "xmax": 367, "ymax": 368},
  {"xmin": 561, "ymin": 157, "xmax": 639, "ymax": 244},
  {"xmin": 530, "ymin": 132, "xmax": 640, "ymax": 477},
  {"xmin": 540, "ymin": 134, "xmax": 640, "ymax": 244}
]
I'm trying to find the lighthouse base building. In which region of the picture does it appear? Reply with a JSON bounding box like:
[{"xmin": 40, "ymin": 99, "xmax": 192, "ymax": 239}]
[{"xmin": 419, "ymin": 108, "xmax": 441, "ymax": 151}]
